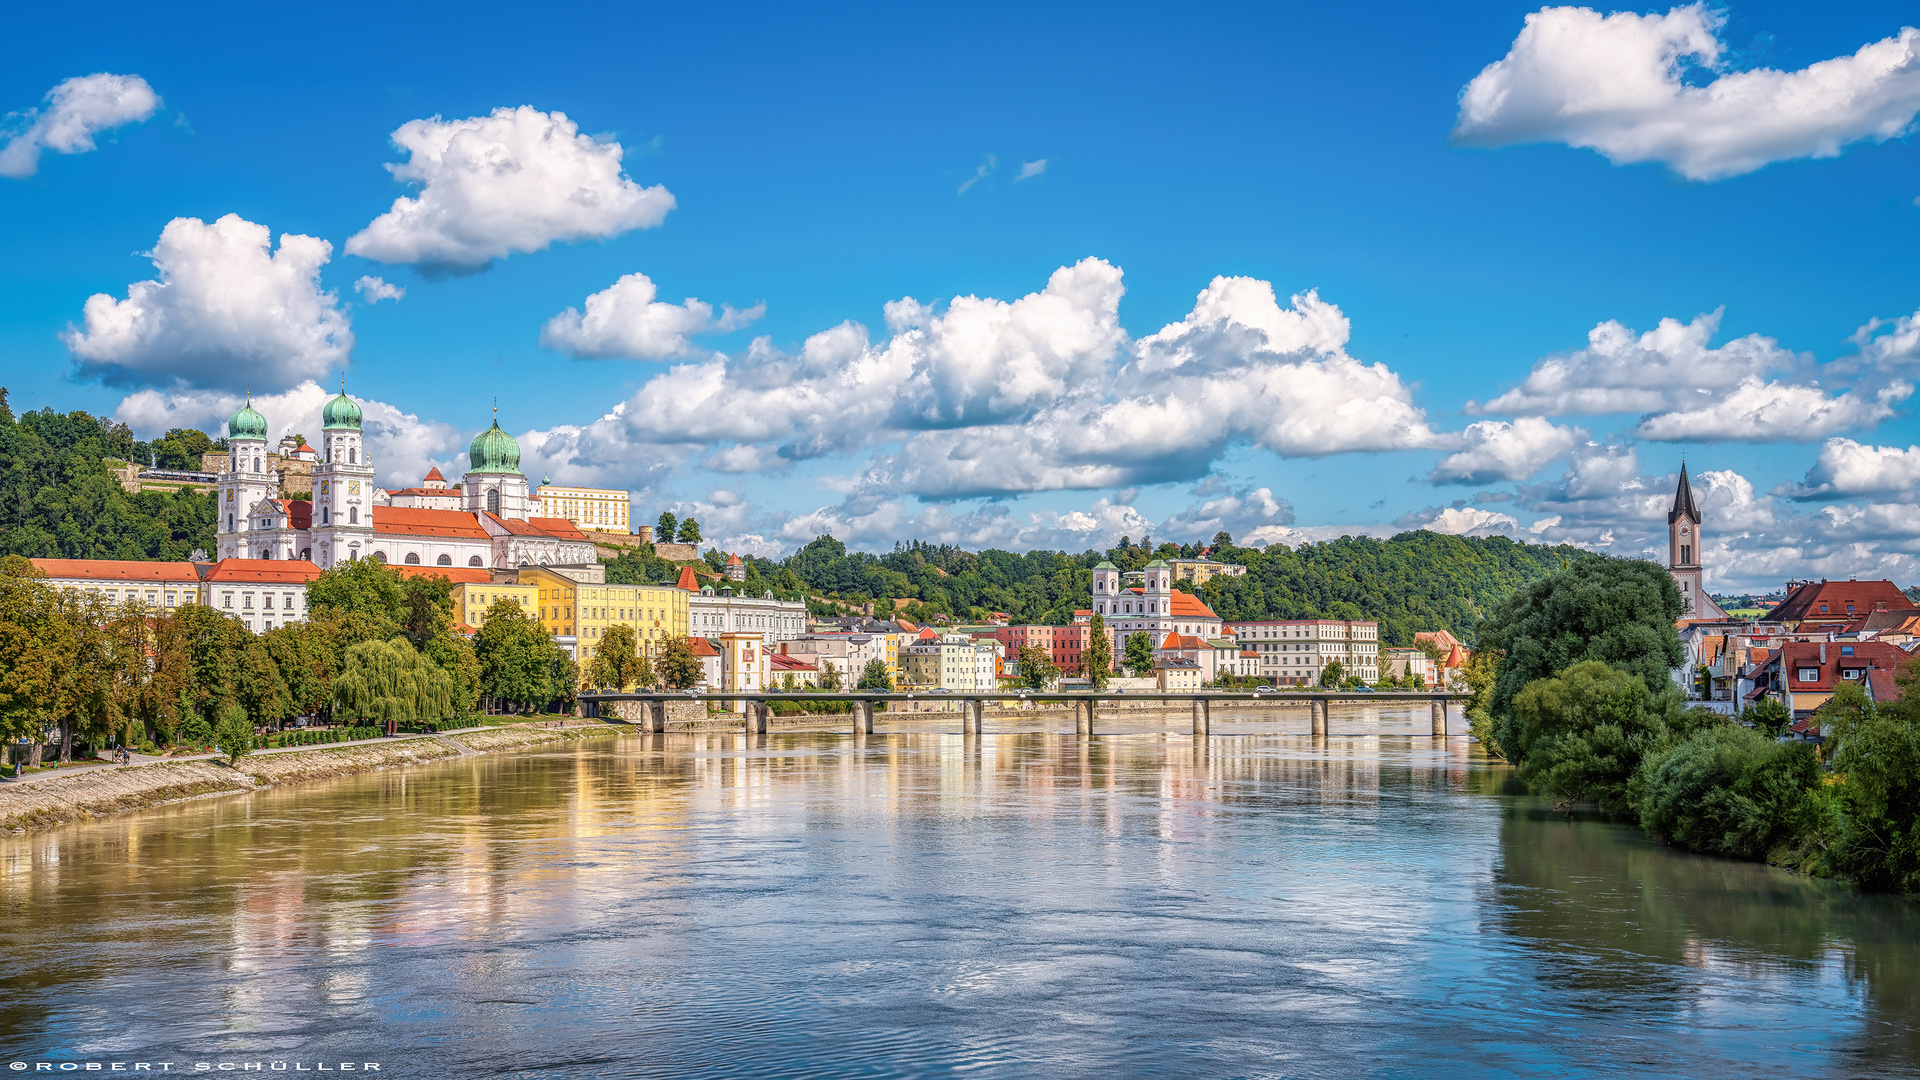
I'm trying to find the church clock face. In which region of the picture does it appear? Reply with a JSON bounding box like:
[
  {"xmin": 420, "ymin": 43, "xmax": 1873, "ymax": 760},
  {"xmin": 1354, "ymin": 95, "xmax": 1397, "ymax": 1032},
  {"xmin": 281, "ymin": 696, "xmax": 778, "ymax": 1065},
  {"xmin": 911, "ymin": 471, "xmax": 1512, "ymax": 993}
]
[
  {"xmin": 1680, "ymin": 526, "xmax": 1690, "ymax": 536},
  {"xmin": 320, "ymin": 480, "xmax": 329, "ymax": 495},
  {"xmin": 348, "ymin": 481, "xmax": 360, "ymax": 495}
]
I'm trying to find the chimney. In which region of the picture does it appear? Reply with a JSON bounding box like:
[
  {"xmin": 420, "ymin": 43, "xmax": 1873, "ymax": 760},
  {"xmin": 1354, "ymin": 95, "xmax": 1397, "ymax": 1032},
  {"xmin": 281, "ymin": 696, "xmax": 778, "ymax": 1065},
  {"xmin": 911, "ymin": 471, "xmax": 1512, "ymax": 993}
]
[{"xmin": 1819, "ymin": 643, "xmax": 1826, "ymax": 663}]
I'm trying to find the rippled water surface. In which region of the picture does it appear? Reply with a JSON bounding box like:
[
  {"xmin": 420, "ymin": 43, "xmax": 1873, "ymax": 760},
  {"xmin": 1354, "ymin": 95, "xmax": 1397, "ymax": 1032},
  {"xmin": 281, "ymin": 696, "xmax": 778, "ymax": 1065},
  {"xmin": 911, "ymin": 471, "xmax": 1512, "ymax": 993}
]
[{"xmin": 4, "ymin": 706, "xmax": 1919, "ymax": 1078}]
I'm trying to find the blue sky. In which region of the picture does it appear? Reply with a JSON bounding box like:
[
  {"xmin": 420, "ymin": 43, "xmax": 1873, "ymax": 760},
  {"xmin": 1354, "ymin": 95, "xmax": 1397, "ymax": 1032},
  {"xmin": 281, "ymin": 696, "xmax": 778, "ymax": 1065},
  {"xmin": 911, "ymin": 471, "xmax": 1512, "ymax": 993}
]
[{"xmin": 6, "ymin": 0, "xmax": 1920, "ymax": 590}]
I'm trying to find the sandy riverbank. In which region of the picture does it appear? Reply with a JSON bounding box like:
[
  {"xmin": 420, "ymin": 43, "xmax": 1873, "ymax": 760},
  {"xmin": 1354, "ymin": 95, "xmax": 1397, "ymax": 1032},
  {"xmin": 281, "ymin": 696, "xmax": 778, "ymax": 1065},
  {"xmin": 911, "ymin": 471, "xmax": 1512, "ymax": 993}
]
[{"xmin": 0, "ymin": 723, "xmax": 626, "ymax": 835}]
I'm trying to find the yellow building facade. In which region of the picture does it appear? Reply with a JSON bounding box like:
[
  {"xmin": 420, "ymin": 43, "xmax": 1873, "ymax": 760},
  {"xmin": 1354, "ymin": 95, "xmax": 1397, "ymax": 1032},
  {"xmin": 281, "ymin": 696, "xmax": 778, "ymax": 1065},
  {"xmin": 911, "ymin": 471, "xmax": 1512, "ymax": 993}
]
[
  {"xmin": 517, "ymin": 565, "xmax": 690, "ymax": 667},
  {"xmin": 534, "ymin": 484, "xmax": 631, "ymax": 534},
  {"xmin": 453, "ymin": 581, "xmax": 537, "ymax": 630}
]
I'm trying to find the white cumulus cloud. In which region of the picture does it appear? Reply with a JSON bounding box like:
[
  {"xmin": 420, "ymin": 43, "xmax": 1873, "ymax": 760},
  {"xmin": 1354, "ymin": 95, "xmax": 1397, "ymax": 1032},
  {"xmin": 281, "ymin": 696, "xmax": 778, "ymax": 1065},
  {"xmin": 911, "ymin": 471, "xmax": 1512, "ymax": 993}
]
[
  {"xmin": 1781, "ymin": 437, "xmax": 1920, "ymax": 500},
  {"xmin": 354, "ymin": 276, "xmax": 405, "ymax": 303},
  {"xmin": 541, "ymin": 271, "xmax": 762, "ymax": 360},
  {"xmin": 345, "ymin": 106, "xmax": 675, "ymax": 270},
  {"xmin": 1016, "ymin": 159, "xmax": 1047, "ymax": 181},
  {"xmin": 64, "ymin": 214, "xmax": 353, "ymax": 391},
  {"xmin": 1474, "ymin": 310, "xmax": 1792, "ymax": 415},
  {"xmin": 1429, "ymin": 417, "xmax": 1583, "ymax": 484},
  {"xmin": 1633, "ymin": 376, "xmax": 1910, "ymax": 442},
  {"xmin": 0, "ymin": 73, "xmax": 160, "ymax": 178},
  {"xmin": 1455, "ymin": 5, "xmax": 1920, "ymax": 180}
]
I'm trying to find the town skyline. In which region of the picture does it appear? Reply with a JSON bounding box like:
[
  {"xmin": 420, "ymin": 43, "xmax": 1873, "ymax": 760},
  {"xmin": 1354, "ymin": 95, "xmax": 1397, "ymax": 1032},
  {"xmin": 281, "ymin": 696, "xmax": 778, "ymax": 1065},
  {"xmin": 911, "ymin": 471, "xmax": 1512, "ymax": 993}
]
[{"xmin": 7, "ymin": 2, "xmax": 1920, "ymax": 591}]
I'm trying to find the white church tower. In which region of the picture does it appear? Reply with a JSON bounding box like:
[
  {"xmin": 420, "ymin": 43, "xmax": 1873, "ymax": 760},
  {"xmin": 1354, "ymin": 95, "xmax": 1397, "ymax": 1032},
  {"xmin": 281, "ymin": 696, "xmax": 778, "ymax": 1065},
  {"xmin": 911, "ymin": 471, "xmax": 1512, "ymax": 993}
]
[
  {"xmin": 309, "ymin": 388, "xmax": 375, "ymax": 567},
  {"xmin": 1090, "ymin": 560, "xmax": 1120, "ymax": 617},
  {"xmin": 1141, "ymin": 558, "xmax": 1172, "ymax": 622},
  {"xmin": 215, "ymin": 398, "xmax": 278, "ymax": 560}
]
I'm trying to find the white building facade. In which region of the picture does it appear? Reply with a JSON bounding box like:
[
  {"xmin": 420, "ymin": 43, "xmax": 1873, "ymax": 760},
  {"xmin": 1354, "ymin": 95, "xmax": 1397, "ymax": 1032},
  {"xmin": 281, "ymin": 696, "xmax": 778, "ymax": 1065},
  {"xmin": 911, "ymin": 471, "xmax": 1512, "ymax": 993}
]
[
  {"xmin": 1227, "ymin": 619, "xmax": 1380, "ymax": 685},
  {"xmin": 691, "ymin": 586, "xmax": 808, "ymax": 643}
]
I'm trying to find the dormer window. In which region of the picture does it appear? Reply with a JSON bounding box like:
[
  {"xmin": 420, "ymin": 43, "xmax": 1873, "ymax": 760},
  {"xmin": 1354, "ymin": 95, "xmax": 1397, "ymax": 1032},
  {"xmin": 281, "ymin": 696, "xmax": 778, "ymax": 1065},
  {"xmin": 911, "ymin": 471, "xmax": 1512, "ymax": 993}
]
[{"xmin": 1797, "ymin": 667, "xmax": 1820, "ymax": 683}]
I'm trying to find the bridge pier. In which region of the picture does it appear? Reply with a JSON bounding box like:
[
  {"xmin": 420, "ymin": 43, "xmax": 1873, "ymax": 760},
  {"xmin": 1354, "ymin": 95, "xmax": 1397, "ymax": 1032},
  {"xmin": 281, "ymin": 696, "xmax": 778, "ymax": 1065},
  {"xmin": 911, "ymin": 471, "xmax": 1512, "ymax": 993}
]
[
  {"xmin": 961, "ymin": 698, "xmax": 985, "ymax": 735},
  {"xmin": 1076, "ymin": 698, "xmax": 1095, "ymax": 737},
  {"xmin": 649, "ymin": 700, "xmax": 668, "ymax": 734},
  {"xmin": 1430, "ymin": 698, "xmax": 1446, "ymax": 737},
  {"xmin": 1191, "ymin": 698, "xmax": 1210, "ymax": 737},
  {"xmin": 855, "ymin": 700, "xmax": 875, "ymax": 737},
  {"xmin": 1310, "ymin": 698, "xmax": 1328, "ymax": 737}
]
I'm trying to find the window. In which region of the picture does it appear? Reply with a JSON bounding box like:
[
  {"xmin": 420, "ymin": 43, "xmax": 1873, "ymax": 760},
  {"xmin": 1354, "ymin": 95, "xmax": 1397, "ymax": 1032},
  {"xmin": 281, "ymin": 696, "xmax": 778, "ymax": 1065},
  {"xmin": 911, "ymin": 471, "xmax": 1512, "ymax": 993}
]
[
  {"xmin": 349, "ymin": 448, "xmax": 357, "ymax": 463},
  {"xmin": 1681, "ymin": 545, "xmax": 1691, "ymax": 563},
  {"xmin": 1798, "ymin": 667, "xmax": 1820, "ymax": 683},
  {"xmin": 228, "ymin": 514, "xmax": 235, "ymax": 531},
  {"xmin": 223, "ymin": 593, "xmax": 233, "ymax": 608},
  {"xmin": 321, "ymin": 507, "xmax": 329, "ymax": 524},
  {"xmin": 349, "ymin": 507, "xmax": 358, "ymax": 524},
  {"xmin": 487, "ymin": 489, "xmax": 500, "ymax": 515}
]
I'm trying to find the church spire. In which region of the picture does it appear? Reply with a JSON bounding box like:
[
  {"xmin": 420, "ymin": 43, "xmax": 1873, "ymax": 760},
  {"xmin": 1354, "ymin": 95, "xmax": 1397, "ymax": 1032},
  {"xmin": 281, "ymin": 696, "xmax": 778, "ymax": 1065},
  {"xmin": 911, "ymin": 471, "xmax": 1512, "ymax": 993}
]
[{"xmin": 1668, "ymin": 461, "xmax": 1699, "ymax": 524}]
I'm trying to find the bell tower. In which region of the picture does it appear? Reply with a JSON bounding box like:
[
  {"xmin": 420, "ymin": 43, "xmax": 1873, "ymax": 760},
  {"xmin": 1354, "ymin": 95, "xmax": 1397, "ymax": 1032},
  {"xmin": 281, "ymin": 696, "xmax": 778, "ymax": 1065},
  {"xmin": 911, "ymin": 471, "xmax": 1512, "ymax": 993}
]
[
  {"xmin": 216, "ymin": 396, "xmax": 278, "ymax": 560},
  {"xmin": 310, "ymin": 385, "xmax": 375, "ymax": 567},
  {"xmin": 1667, "ymin": 462, "xmax": 1727, "ymax": 619}
]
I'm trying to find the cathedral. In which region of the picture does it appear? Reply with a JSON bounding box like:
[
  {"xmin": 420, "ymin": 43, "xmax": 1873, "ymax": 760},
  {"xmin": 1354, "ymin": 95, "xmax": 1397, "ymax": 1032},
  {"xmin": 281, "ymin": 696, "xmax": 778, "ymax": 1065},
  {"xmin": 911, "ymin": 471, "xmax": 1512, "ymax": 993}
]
[
  {"xmin": 1668, "ymin": 462, "xmax": 1729, "ymax": 620},
  {"xmin": 215, "ymin": 389, "xmax": 595, "ymax": 569}
]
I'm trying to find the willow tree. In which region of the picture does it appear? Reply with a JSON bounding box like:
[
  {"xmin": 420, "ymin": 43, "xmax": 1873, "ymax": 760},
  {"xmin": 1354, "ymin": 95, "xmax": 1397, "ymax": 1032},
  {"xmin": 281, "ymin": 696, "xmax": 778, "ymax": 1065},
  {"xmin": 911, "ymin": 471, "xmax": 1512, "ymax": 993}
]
[{"xmin": 332, "ymin": 638, "xmax": 453, "ymax": 726}]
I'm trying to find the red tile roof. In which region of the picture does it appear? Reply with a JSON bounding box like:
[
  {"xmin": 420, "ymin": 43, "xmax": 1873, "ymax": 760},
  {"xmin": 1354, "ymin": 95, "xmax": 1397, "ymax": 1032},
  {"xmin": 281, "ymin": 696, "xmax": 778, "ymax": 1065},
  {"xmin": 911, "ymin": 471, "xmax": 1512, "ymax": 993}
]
[
  {"xmin": 375, "ymin": 506, "xmax": 488, "ymax": 539},
  {"xmin": 689, "ymin": 637, "xmax": 720, "ymax": 657},
  {"xmin": 386, "ymin": 487, "xmax": 464, "ymax": 499},
  {"xmin": 528, "ymin": 517, "xmax": 589, "ymax": 542},
  {"xmin": 726, "ymin": 553, "xmax": 743, "ymax": 565},
  {"xmin": 675, "ymin": 567, "xmax": 700, "ymax": 591},
  {"xmin": 29, "ymin": 558, "xmax": 204, "ymax": 583},
  {"xmin": 1125, "ymin": 588, "xmax": 1221, "ymax": 620},
  {"xmin": 423, "ymin": 467, "xmax": 446, "ymax": 482},
  {"xmin": 394, "ymin": 566, "xmax": 491, "ymax": 584},
  {"xmin": 203, "ymin": 559, "xmax": 324, "ymax": 584},
  {"xmin": 770, "ymin": 653, "xmax": 816, "ymax": 671},
  {"xmin": 1773, "ymin": 580, "xmax": 1916, "ymax": 626}
]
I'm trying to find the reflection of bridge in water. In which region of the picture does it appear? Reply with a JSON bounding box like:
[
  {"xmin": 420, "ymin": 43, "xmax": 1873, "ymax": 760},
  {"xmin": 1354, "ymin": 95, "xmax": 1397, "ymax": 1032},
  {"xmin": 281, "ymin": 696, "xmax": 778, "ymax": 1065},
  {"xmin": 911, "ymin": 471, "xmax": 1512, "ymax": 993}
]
[{"xmin": 579, "ymin": 691, "xmax": 1472, "ymax": 739}]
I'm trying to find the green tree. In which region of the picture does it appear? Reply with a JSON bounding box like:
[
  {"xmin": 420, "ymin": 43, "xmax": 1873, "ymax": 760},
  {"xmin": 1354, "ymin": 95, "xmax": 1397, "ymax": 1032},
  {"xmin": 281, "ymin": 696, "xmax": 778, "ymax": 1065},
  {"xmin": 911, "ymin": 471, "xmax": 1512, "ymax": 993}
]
[
  {"xmin": 332, "ymin": 638, "xmax": 454, "ymax": 725},
  {"xmin": 1318, "ymin": 660, "xmax": 1345, "ymax": 688},
  {"xmin": 586, "ymin": 623, "xmax": 654, "ymax": 690},
  {"xmin": 656, "ymin": 510, "xmax": 678, "ymax": 543},
  {"xmin": 857, "ymin": 659, "xmax": 893, "ymax": 691},
  {"xmin": 1814, "ymin": 678, "xmax": 1920, "ymax": 891},
  {"xmin": 307, "ymin": 558, "xmax": 407, "ymax": 628},
  {"xmin": 1016, "ymin": 645, "xmax": 1058, "ymax": 690},
  {"xmin": 474, "ymin": 601, "xmax": 567, "ymax": 710},
  {"xmin": 1083, "ymin": 615, "xmax": 1112, "ymax": 689},
  {"xmin": 1745, "ymin": 698, "xmax": 1792, "ymax": 737},
  {"xmin": 1630, "ymin": 723, "xmax": 1819, "ymax": 860},
  {"xmin": 1506, "ymin": 660, "xmax": 1702, "ymax": 813},
  {"xmin": 677, "ymin": 517, "xmax": 702, "ymax": 544},
  {"xmin": 1479, "ymin": 559, "xmax": 1686, "ymax": 759},
  {"xmin": 817, "ymin": 658, "xmax": 844, "ymax": 691},
  {"xmin": 215, "ymin": 702, "xmax": 254, "ymax": 765},
  {"xmin": 657, "ymin": 635, "xmax": 704, "ymax": 690},
  {"xmin": 1123, "ymin": 631, "xmax": 1156, "ymax": 677}
]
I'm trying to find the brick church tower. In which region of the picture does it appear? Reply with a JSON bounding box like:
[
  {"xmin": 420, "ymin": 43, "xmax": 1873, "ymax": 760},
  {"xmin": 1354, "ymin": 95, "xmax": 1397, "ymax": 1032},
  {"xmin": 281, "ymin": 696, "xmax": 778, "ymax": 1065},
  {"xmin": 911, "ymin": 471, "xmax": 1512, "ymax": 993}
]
[{"xmin": 1668, "ymin": 462, "xmax": 1728, "ymax": 620}]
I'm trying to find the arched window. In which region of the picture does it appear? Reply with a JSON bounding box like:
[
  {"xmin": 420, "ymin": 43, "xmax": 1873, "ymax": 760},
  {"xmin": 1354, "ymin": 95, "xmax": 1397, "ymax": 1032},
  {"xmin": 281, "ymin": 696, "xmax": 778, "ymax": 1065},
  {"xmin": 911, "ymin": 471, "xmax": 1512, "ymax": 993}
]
[
  {"xmin": 227, "ymin": 514, "xmax": 234, "ymax": 531},
  {"xmin": 487, "ymin": 489, "xmax": 500, "ymax": 515},
  {"xmin": 372, "ymin": 551, "xmax": 386, "ymax": 563},
  {"xmin": 321, "ymin": 507, "xmax": 329, "ymax": 524},
  {"xmin": 300, "ymin": 548, "xmax": 311, "ymax": 561},
  {"xmin": 349, "ymin": 507, "xmax": 358, "ymax": 524},
  {"xmin": 468, "ymin": 556, "xmax": 484, "ymax": 567},
  {"xmin": 404, "ymin": 552, "xmax": 420, "ymax": 564},
  {"xmin": 349, "ymin": 447, "xmax": 357, "ymax": 464},
  {"xmin": 437, "ymin": 554, "xmax": 452, "ymax": 566},
  {"xmin": 253, "ymin": 457, "xmax": 262, "ymax": 474}
]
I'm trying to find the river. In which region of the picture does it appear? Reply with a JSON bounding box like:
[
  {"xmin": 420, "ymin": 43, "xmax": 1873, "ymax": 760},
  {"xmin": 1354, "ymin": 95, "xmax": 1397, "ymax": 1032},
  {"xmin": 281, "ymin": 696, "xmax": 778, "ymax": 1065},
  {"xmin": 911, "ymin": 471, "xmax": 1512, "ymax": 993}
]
[{"xmin": 3, "ymin": 705, "xmax": 1917, "ymax": 1078}]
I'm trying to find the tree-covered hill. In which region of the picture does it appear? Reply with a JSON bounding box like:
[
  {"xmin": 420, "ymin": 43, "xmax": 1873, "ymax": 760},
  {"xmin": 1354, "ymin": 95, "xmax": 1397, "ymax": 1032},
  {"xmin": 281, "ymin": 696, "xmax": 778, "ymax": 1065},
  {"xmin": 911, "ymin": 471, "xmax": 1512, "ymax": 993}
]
[
  {"xmin": 758, "ymin": 531, "xmax": 1602, "ymax": 645},
  {"xmin": 0, "ymin": 390, "xmax": 217, "ymax": 560}
]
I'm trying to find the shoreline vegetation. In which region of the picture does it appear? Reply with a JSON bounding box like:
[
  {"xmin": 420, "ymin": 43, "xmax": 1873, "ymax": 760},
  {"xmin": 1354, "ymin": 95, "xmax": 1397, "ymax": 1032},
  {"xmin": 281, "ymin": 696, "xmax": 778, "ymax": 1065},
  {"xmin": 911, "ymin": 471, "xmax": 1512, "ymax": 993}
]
[{"xmin": 1468, "ymin": 559, "xmax": 1920, "ymax": 897}]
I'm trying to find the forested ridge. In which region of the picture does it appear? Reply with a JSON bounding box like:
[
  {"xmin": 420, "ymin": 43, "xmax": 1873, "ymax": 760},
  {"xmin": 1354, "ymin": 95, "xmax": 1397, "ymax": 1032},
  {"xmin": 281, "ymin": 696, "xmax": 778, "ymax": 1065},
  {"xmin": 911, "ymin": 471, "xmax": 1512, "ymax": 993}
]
[
  {"xmin": 758, "ymin": 531, "xmax": 1602, "ymax": 646},
  {"xmin": 0, "ymin": 390, "xmax": 217, "ymax": 560}
]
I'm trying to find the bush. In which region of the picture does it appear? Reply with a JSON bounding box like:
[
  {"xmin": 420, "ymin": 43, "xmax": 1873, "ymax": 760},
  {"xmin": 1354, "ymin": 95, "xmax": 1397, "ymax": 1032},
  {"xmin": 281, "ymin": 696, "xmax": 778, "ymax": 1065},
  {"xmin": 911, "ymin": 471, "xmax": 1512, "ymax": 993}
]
[
  {"xmin": 1631, "ymin": 725, "xmax": 1820, "ymax": 860},
  {"xmin": 1507, "ymin": 660, "xmax": 1678, "ymax": 813},
  {"xmin": 215, "ymin": 704, "xmax": 254, "ymax": 765}
]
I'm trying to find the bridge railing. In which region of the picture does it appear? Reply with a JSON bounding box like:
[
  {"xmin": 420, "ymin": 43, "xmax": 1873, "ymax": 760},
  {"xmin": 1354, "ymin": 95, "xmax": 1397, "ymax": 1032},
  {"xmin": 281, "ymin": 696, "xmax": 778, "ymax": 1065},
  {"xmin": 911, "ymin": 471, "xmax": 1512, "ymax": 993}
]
[{"xmin": 576, "ymin": 689, "xmax": 1470, "ymax": 738}]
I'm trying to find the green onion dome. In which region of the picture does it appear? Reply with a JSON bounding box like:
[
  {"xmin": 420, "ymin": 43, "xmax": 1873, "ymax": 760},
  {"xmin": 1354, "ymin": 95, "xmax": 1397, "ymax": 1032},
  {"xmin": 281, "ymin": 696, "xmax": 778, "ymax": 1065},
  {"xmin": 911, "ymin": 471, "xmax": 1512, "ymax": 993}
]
[
  {"xmin": 227, "ymin": 400, "xmax": 268, "ymax": 440},
  {"xmin": 468, "ymin": 420, "xmax": 521, "ymax": 473},
  {"xmin": 322, "ymin": 391, "xmax": 363, "ymax": 430}
]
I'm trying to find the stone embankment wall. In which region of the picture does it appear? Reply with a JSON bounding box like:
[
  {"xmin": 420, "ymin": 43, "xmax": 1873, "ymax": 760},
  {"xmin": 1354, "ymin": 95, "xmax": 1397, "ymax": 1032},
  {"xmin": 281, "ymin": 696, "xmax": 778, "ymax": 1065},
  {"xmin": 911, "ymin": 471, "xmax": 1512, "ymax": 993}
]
[{"xmin": 0, "ymin": 724, "xmax": 623, "ymax": 836}]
